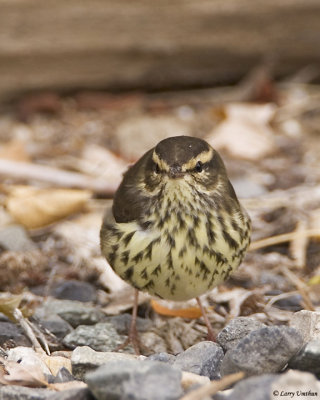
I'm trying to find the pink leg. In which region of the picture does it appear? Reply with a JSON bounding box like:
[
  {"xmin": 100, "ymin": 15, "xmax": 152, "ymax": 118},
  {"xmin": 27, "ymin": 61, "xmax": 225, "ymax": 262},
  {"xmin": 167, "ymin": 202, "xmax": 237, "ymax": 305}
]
[{"xmin": 196, "ymin": 297, "xmax": 216, "ymax": 341}]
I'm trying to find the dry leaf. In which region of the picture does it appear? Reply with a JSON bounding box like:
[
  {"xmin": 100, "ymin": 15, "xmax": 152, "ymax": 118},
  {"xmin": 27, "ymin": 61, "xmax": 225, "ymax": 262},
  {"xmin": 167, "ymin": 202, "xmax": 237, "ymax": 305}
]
[
  {"xmin": 0, "ymin": 356, "xmax": 48, "ymax": 388},
  {"xmin": 207, "ymin": 103, "xmax": 276, "ymax": 161},
  {"xmin": 181, "ymin": 371, "xmax": 210, "ymax": 390},
  {"xmin": 48, "ymin": 381, "xmax": 87, "ymax": 392},
  {"xmin": 43, "ymin": 355, "xmax": 72, "ymax": 376},
  {"xmin": 0, "ymin": 140, "xmax": 31, "ymax": 162},
  {"xmin": 0, "ymin": 294, "xmax": 23, "ymax": 321},
  {"xmin": 6, "ymin": 186, "xmax": 91, "ymax": 229}
]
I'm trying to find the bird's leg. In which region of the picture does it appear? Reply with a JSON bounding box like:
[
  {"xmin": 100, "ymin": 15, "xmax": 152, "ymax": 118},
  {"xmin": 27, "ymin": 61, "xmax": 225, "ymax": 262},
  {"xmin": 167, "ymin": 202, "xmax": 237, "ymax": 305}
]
[
  {"xmin": 114, "ymin": 289, "xmax": 141, "ymax": 355},
  {"xmin": 196, "ymin": 296, "xmax": 216, "ymax": 341}
]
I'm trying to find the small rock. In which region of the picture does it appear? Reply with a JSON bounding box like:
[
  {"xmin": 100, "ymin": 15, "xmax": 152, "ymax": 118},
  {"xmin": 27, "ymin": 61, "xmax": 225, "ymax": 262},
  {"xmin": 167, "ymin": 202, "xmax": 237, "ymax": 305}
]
[
  {"xmin": 54, "ymin": 367, "xmax": 76, "ymax": 383},
  {"xmin": 173, "ymin": 341, "xmax": 224, "ymax": 380},
  {"xmin": 148, "ymin": 352, "xmax": 176, "ymax": 364},
  {"xmin": 35, "ymin": 312, "xmax": 73, "ymax": 339},
  {"xmin": 0, "ymin": 386, "xmax": 54, "ymax": 400},
  {"xmin": 0, "ymin": 321, "xmax": 30, "ymax": 348},
  {"xmin": 106, "ymin": 313, "xmax": 152, "ymax": 335},
  {"xmin": 37, "ymin": 299, "xmax": 105, "ymax": 328},
  {"xmin": 217, "ymin": 317, "xmax": 266, "ymax": 352},
  {"xmin": 51, "ymin": 280, "xmax": 97, "ymax": 303},
  {"xmin": 214, "ymin": 374, "xmax": 277, "ymax": 400},
  {"xmin": 71, "ymin": 346, "xmax": 142, "ymax": 380},
  {"xmin": 289, "ymin": 310, "xmax": 320, "ymax": 343},
  {"xmin": 63, "ymin": 322, "xmax": 127, "ymax": 352},
  {"xmin": 220, "ymin": 326, "xmax": 303, "ymax": 377},
  {"xmin": 272, "ymin": 294, "xmax": 303, "ymax": 311},
  {"xmin": 0, "ymin": 224, "xmax": 36, "ymax": 251},
  {"xmin": 48, "ymin": 387, "xmax": 94, "ymax": 400},
  {"xmin": 85, "ymin": 359, "xmax": 182, "ymax": 400},
  {"xmin": 288, "ymin": 339, "xmax": 320, "ymax": 378},
  {"xmin": 271, "ymin": 370, "xmax": 320, "ymax": 399}
]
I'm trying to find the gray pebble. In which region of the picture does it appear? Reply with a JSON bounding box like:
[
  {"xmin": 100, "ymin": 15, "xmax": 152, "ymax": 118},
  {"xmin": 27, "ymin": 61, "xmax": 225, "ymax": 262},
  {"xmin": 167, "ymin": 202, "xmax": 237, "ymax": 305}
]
[
  {"xmin": 173, "ymin": 341, "xmax": 224, "ymax": 380},
  {"xmin": 71, "ymin": 346, "xmax": 141, "ymax": 380},
  {"xmin": 86, "ymin": 359, "xmax": 182, "ymax": 400},
  {"xmin": 51, "ymin": 280, "xmax": 97, "ymax": 303},
  {"xmin": 288, "ymin": 339, "xmax": 320, "ymax": 378},
  {"xmin": 106, "ymin": 313, "xmax": 152, "ymax": 334},
  {"xmin": 0, "ymin": 224, "xmax": 36, "ymax": 252},
  {"xmin": 148, "ymin": 352, "xmax": 176, "ymax": 364},
  {"xmin": 37, "ymin": 299, "xmax": 105, "ymax": 328},
  {"xmin": 220, "ymin": 326, "xmax": 303, "ymax": 377},
  {"xmin": 63, "ymin": 322, "xmax": 127, "ymax": 352},
  {"xmin": 53, "ymin": 367, "xmax": 76, "ymax": 383},
  {"xmin": 0, "ymin": 321, "xmax": 30, "ymax": 348},
  {"xmin": 217, "ymin": 317, "xmax": 266, "ymax": 352},
  {"xmin": 0, "ymin": 386, "xmax": 52, "ymax": 400},
  {"xmin": 214, "ymin": 374, "xmax": 277, "ymax": 400},
  {"xmin": 289, "ymin": 310, "xmax": 320, "ymax": 343},
  {"xmin": 35, "ymin": 313, "xmax": 73, "ymax": 339}
]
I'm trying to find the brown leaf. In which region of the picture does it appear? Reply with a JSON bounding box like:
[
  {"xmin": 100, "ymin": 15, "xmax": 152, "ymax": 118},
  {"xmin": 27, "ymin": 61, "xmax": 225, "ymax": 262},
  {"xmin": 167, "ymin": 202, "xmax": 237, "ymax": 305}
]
[
  {"xmin": 207, "ymin": 103, "xmax": 276, "ymax": 161},
  {"xmin": 6, "ymin": 186, "xmax": 91, "ymax": 229},
  {"xmin": 0, "ymin": 357, "xmax": 48, "ymax": 388},
  {"xmin": 0, "ymin": 294, "xmax": 23, "ymax": 321},
  {"xmin": 0, "ymin": 140, "xmax": 31, "ymax": 162}
]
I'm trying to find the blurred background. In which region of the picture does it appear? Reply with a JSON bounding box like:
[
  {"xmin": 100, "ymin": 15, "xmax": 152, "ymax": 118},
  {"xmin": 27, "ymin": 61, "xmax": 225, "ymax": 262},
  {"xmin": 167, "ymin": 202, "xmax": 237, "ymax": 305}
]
[{"xmin": 0, "ymin": 0, "xmax": 319, "ymax": 355}]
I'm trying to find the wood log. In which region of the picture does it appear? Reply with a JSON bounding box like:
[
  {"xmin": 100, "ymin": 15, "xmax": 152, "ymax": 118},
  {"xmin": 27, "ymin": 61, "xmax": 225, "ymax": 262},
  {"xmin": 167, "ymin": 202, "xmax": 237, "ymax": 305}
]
[{"xmin": 0, "ymin": 0, "xmax": 319, "ymax": 101}]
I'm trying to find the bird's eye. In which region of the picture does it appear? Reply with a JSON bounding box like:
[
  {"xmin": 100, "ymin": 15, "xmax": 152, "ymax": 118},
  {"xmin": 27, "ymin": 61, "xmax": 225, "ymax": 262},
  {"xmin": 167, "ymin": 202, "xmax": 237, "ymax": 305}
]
[{"xmin": 195, "ymin": 161, "xmax": 203, "ymax": 172}]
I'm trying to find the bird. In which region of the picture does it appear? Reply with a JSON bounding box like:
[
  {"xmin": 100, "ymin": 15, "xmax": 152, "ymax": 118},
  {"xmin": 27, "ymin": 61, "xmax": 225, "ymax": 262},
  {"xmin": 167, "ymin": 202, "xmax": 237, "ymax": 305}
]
[{"xmin": 100, "ymin": 135, "xmax": 251, "ymax": 354}]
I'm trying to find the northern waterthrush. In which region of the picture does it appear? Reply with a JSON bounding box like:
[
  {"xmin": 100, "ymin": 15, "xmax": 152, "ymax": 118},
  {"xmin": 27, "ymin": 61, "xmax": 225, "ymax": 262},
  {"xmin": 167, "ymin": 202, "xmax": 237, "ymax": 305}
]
[{"xmin": 100, "ymin": 136, "xmax": 251, "ymax": 353}]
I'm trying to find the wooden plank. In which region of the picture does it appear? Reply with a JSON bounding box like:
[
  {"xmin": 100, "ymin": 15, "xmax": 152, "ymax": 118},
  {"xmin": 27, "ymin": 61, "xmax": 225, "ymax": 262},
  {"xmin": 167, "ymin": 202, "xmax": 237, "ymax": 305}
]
[{"xmin": 0, "ymin": 0, "xmax": 319, "ymax": 100}]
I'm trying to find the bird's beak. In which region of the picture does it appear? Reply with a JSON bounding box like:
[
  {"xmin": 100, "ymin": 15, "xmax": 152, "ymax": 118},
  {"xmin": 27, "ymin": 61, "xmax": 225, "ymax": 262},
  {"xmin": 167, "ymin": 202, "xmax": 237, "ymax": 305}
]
[{"xmin": 168, "ymin": 165, "xmax": 184, "ymax": 179}]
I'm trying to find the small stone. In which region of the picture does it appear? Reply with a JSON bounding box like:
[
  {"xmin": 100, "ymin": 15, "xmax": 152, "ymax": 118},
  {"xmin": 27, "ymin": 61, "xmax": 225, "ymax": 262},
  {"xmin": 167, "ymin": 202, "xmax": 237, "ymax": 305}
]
[
  {"xmin": 220, "ymin": 326, "xmax": 303, "ymax": 377},
  {"xmin": 47, "ymin": 387, "xmax": 94, "ymax": 400},
  {"xmin": 71, "ymin": 346, "xmax": 142, "ymax": 380},
  {"xmin": 173, "ymin": 341, "xmax": 224, "ymax": 380},
  {"xmin": 289, "ymin": 310, "xmax": 320, "ymax": 343},
  {"xmin": 0, "ymin": 386, "xmax": 54, "ymax": 400},
  {"xmin": 106, "ymin": 313, "xmax": 152, "ymax": 334},
  {"xmin": 148, "ymin": 352, "xmax": 176, "ymax": 364},
  {"xmin": 0, "ymin": 224, "xmax": 36, "ymax": 252},
  {"xmin": 214, "ymin": 374, "xmax": 277, "ymax": 400},
  {"xmin": 217, "ymin": 317, "xmax": 266, "ymax": 352},
  {"xmin": 37, "ymin": 299, "xmax": 105, "ymax": 328},
  {"xmin": 0, "ymin": 321, "xmax": 30, "ymax": 348},
  {"xmin": 288, "ymin": 339, "xmax": 320, "ymax": 378},
  {"xmin": 85, "ymin": 359, "xmax": 182, "ymax": 400},
  {"xmin": 35, "ymin": 313, "xmax": 73, "ymax": 339},
  {"xmin": 272, "ymin": 293, "xmax": 303, "ymax": 311},
  {"xmin": 54, "ymin": 367, "xmax": 76, "ymax": 383},
  {"xmin": 271, "ymin": 370, "xmax": 320, "ymax": 398},
  {"xmin": 63, "ymin": 322, "xmax": 126, "ymax": 352},
  {"xmin": 51, "ymin": 280, "xmax": 97, "ymax": 303}
]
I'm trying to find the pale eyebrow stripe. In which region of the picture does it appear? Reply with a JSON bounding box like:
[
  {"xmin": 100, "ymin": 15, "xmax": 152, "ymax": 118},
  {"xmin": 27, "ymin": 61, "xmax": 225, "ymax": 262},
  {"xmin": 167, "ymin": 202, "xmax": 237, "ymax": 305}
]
[
  {"xmin": 182, "ymin": 148, "xmax": 214, "ymax": 170},
  {"xmin": 152, "ymin": 151, "xmax": 170, "ymax": 171}
]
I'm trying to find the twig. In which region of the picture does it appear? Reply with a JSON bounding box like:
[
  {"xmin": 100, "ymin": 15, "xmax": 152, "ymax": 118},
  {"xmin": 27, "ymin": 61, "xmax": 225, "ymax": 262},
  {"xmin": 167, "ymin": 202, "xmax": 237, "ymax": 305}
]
[
  {"xmin": 249, "ymin": 229, "xmax": 320, "ymax": 251},
  {"xmin": 280, "ymin": 266, "xmax": 315, "ymax": 311},
  {"xmin": 179, "ymin": 372, "xmax": 244, "ymax": 400},
  {"xmin": 0, "ymin": 159, "xmax": 117, "ymax": 195},
  {"xmin": 13, "ymin": 308, "xmax": 47, "ymax": 355}
]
